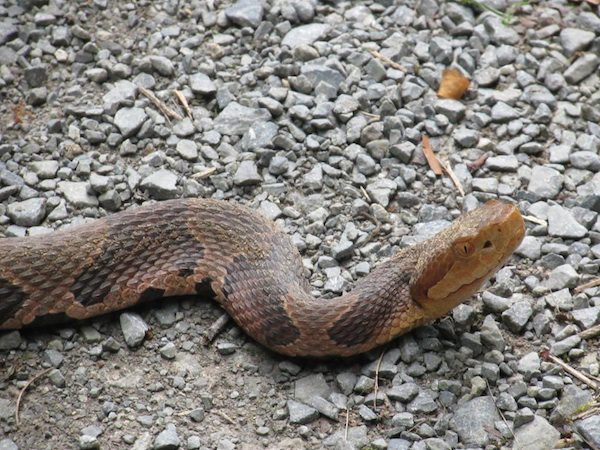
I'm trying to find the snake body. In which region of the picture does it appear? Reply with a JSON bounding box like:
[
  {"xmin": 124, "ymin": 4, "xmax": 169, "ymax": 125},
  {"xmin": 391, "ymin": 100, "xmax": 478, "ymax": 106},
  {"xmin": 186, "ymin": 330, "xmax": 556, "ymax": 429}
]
[{"xmin": 0, "ymin": 198, "xmax": 524, "ymax": 357}]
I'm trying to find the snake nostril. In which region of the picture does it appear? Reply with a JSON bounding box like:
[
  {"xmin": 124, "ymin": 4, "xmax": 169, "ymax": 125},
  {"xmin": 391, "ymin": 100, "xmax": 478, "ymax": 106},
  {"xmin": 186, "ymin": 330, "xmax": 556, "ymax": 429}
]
[{"xmin": 483, "ymin": 240, "xmax": 493, "ymax": 249}]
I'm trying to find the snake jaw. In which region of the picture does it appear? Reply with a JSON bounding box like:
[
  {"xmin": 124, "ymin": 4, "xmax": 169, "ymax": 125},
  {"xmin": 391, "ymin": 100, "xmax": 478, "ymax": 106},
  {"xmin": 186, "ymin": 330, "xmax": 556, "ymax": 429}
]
[{"xmin": 410, "ymin": 200, "xmax": 525, "ymax": 319}]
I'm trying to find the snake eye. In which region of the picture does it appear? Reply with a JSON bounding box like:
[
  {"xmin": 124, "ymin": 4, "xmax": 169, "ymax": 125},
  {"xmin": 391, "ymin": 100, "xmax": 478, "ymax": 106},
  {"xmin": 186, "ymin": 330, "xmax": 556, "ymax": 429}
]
[
  {"xmin": 453, "ymin": 240, "xmax": 475, "ymax": 258},
  {"xmin": 483, "ymin": 240, "xmax": 493, "ymax": 249}
]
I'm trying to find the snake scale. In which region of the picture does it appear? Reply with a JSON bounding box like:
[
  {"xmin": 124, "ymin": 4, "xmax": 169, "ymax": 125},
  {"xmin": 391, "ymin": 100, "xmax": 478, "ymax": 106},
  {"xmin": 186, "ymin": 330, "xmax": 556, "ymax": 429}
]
[{"xmin": 0, "ymin": 198, "xmax": 524, "ymax": 357}]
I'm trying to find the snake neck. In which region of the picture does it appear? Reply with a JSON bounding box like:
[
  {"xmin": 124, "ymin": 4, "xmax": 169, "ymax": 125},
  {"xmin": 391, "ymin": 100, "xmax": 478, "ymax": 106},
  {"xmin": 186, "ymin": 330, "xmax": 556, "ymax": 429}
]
[{"xmin": 253, "ymin": 244, "xmax": 425, "ymax": 357}]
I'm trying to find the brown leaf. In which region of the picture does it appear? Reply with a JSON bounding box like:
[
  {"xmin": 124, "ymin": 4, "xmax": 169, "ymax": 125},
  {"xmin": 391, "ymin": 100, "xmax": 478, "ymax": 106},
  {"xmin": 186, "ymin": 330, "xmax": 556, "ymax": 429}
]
[
  {"xmin": 12, "ymin": 100, "xmax": 32, "ymax": 125},
  {"xmin": 437, "ymin": 68, "xmax": 470, "ymax": 100},
  {"xmin": 421, "ymin": 135, "xmax": 443, "ymax": 175},
  {"xmin": 467, "ymin": 153, "xmax": 489, "ymax": 172}
]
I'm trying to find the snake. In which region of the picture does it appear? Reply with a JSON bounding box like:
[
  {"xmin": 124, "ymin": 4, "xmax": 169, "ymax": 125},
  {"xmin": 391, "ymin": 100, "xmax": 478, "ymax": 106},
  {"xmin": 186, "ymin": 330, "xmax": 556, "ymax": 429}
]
[{"xmin": 0, "ymin": 198, "xmax": 525, "ymax": 357}]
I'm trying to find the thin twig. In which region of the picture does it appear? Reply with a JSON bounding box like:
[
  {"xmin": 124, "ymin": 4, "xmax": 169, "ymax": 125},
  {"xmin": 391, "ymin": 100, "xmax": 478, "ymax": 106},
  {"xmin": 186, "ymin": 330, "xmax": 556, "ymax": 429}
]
[
  {"xmin": 191, "ymin": 167, "xmax": 217, "ymax": 180},
  {"xmin": 201, "ymin": 313, "xmax": 230, "ymax": 346},
  {"xmin": 572, "ymin": 404, "xmax": 600, "ymax": 421},
  {"xmin": 369, "ymin": 50, "xmax": 406, "ymax": 72},
  {"xmin": 575, "ymin": 278, "xmax": 600, "ymax": 294},
  {"xmin": 485, "ymin": 379, "xmax": 515, "ymax": 441},
  {"xmin": 138, "ymin": 86, "xmax": 183, "ymax": 121},
  {"xmin": 15, "ymin": 368, "xmax": 53, "ymax": 427},
  {"xmin": 215, "ymin": 410, "xmax": 236, "ymax": 425},
  {"xmin": 541, "ymin": 351, "xmax": 598, "ymax": 391},
  {"xmin": 355, "ymin": 212, "xmax": 381, "ymax": 245},
  {"xmin": 174, "ymin": 90, "xmax": 193, "ymax": 119},
  {"xmin": 582, "ymin": 435, "xmax": 600, "ymax": 450},
  {"xmin": 373, "ymin": 350, "xmax": 384, "ymax": 412},
  {"xmin": 441, "ymin": 161, "xmax": 465, "ymax": 197},
  {"xmin": 360, "ymin": 186, "xmax": 371, "ymax": 203},
  {"xmin": 344, "ymin": 406, "xmax": 350, "ymax": 441},
  {"xmin": 522, "ymin": 214, "xmax": 547, "ymax": 227},
  {"xmin": 579, "ymin": 323, "xmax": 600, "ymax": 340},
  {"xmin": 359, "ymin": 111, "xmax": 380, "ymax": 121}
]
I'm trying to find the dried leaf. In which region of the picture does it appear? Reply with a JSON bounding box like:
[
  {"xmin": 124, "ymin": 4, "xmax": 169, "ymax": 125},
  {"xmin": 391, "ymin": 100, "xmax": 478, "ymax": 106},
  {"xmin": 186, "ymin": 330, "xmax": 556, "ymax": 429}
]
[
  {"xmin": 437, "ymin": 68, "xmax": 470, "ymax": 100},
  {"xmin": 467, "ymin": 153, "xmax": 489, "ymax": 172},
  {"xmin": 421, "ymin": 135, "xmax": 443, "ymax": 175},
  {"xmin": 12, "ymin": 100, "xmax": 32, "ymax": 125}
]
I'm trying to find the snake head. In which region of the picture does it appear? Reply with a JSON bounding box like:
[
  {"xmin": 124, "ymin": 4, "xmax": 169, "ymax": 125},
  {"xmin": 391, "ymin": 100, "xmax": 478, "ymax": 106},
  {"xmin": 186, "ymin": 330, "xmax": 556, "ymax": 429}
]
[{"xmin": 410, "ymin": 200, "xmax": 525, "ymax": 318}]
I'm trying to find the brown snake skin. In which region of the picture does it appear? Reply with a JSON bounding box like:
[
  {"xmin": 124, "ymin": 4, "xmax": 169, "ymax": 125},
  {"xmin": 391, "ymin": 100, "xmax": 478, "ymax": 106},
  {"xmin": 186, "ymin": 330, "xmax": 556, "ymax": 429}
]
[{"xmin": 0, "ymin": 198, "xmax": 524, "ymax": 357}]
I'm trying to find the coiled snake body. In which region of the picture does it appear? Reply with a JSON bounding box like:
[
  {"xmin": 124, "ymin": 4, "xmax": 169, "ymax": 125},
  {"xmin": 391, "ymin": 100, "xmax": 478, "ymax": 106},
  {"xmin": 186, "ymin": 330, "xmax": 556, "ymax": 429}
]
[{"xmin": 0, "ymin": 199, "xmax": 524, "ymax": 357}]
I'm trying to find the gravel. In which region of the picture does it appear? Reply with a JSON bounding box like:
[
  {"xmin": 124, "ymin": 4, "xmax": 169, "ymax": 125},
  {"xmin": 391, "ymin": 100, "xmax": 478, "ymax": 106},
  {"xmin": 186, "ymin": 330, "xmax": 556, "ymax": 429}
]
[{"xmin": 1, "ymin": 0, "xmax": 600, "ymax": 448}]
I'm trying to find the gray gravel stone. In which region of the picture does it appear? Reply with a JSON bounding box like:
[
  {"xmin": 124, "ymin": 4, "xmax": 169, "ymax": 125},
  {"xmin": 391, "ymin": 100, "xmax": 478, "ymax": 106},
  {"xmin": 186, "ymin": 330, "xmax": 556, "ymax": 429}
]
[
  {"xmin": 564, "ymin": 54, "xmax": 600, "ymax": 84},
  {"xmin": 501, "ymin": 301, "xmax": 532, "ymax": 333},
  {"xmin": 240, "ymin": 122, "xmax": 278, "ymax": 151},
  {"xmin": 560, "ymin": 28, "xmax": 595, "ymax": 56},
  {"xmin": 527, "ymin": 166, "xmax": 563, "ymax": 199},
  {"xmin": 544, "ymin": 264, "xmax": 579, "ymax": 290},
  {"xmin": 29, "ymin": 160, "xmax": 59, "ymax": 179},
  {"xmin": 572, "ymin": 307, "xmax": 600, "ymax": 329},
  {"xmin": 140, "ymin": 169, "xmax": 178, "ymax": 200},
  {"xmin": 0, "ymin": 330, "xmax": 21, "ymax": 350},
  {"xmin": 189, "ymin": 73, "xmax": 216, "ymax": 96},
  {"xmin": 449, "ymin": 396, "xmax": 499, "ymax": 446},
  {"xmin": 7, "ymin": 198, "xmax": 46, "ymax": 226},
  {"xmin": 24, "ymin": 65, "xmax": 47, "ymax": 88},
  {"xmin": 295, "ymin": 373, "xmax": 331, "ymax": 403},
  {"xmin": 149, "ymin": 56, "xmax": 174, "ymax": 76},
  {"xmin": 548, "ymin": 204, "xmax": 587, "ymax": 238},
  {"xmin": 0, "ymin": 439, "xmax": 19, "ymax": 450},
  {"xmin": 366, "ymin": 178, "xmax": 396, "ymax": 207},
  {"xmin": 282, "ymin": 23, "xmax": 331, "ymax": 47},
  {"xmin": 303, "ymin": 164, "xmax": 323, "ymax": 191},
  {"xmin": 287, "ymin": 400, "xmax": 318, "ymax": 424},
  {"xmin": 214, "ymin": 102, "xmax": 270, "ymax": 135},
  {"xmin": 491, "ymin": 102, "xmax": 519, "ymax": 122},
  {"xmin": 103, "ymin": 80, "xmax": 137, "ymax": 112},
  {"xmin": 407, "ymin": 390, "xmax": 437, "ymax": 414},
  {"xmin": 58, "ymin": 182, "xmax": 98, "ymax": 208},
  {"xmin": 516, "ymin": 236, "xmax": 542, "ymax": 260},
  {"xmin": 114, "ymin": 107, "xmax": 147, "ymax": 138},
  {"xmin": 172, "ymin": 118, "xmax": 195, "ymax": 137},
  {"xmin": 0, "ymin": 22, "xmax": 18, "ymax": 45},
  {"xmin": 514, "ymin": 407, "xmax": 535, "ymax": 428},
  {"xmin": 517, "ymin": 352, "xmax": 540, "ymax": 380},
  {"xmin": 160, "ymin": 342, "xmax": 177, "ymax": 360},
  {"xmin": 387, "ymin": 383, "xmax": 419, "ymax": 403},
  {"xmin": 571, "ymin": 151, "xmax": 600, "ymax": 171},
  {"xmin": 576, "ymin": 415, "xmax": 600, "ymax": 448},
  {"xmin": 154, "ymin": 424, "xmax": 180, "ymax": 450},
  {"xmin": 513, "ymin": 416, "xmax": 560, "ymax": 450},
  {"xmin": 225, "ymin": 0, "xmax": 264, "ymax": 28},
  {"xmin": 435, "ymin": 99, "xmax": 465, "ymax": 122},
  {"xmin": 550, "ymin": 335, "xmax": 581, "ymax": 356},
  {"xmin": 480, "ymin": 315, "xmax": 505, "ymax": 351},
  {"xmin": 176, "ymin": 140, "xmax": 198, "ymax": 161},
  {"xmin": 119, "ymin": 312, "xmax": 149, "ymax": 347},
  {"xmin": 388, "ymin": 439, "xmax": 411, "ymax": 450},
  {"xmin": 485, "ymin": 155, "xmax": 518, "ymax": 171},
  {"xmin": 233, "ymin": 160, "xmax": 262, "ymax": 186},
  {"xmin": 308, "ymin": 396, "xmax": 339, "ymax": 420}
]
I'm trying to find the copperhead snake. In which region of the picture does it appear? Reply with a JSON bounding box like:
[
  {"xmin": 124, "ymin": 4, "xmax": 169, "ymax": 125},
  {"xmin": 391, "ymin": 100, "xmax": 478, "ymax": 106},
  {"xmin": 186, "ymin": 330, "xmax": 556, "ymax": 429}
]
[{"xmin": 0, "ymin": 198, "xmax": 524, "ymax": 357}]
